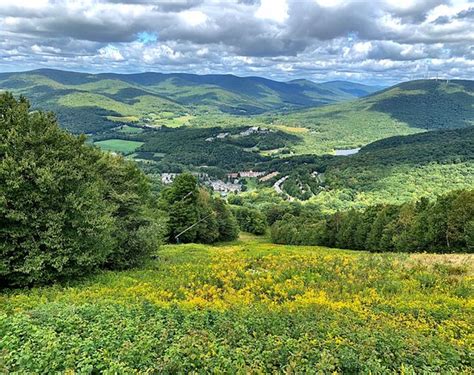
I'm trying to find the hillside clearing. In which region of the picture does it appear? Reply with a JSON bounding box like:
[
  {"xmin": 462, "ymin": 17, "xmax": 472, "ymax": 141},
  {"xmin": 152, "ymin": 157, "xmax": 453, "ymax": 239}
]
[{"xmin": 94, "ymin": 139, "xmax": 144, "ymax": 154}]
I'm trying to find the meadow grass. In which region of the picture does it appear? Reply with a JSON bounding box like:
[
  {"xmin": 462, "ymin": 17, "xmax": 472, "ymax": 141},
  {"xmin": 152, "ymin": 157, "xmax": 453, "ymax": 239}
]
[
  {"xmin": 94, "ymin": 139, "xmax": 144, "ymax": 154},
  {"xmin": 0, "ymin": 236, "xmax": 472, "ymax": 373},
  {"xmin": 116, "ymin": 125, "xmax": 143, "ymax": 133}
]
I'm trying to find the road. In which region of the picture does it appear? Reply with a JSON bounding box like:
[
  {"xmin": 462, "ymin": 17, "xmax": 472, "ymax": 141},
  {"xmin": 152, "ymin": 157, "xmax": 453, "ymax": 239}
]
[{"xmin": 273, "ymin": 175, "xmax": 294, "ymax": 201}]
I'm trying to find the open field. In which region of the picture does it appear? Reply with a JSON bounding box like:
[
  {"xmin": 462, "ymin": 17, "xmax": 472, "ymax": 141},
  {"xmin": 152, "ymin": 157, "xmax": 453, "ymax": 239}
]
[
  {"xmin": 116, "ymin": 125, "xmax": 144, "ymax": 134},
  {"xmin": 94, "ymin": 139, "xmax": 144, "ymax": 154},
  {"xmin": 1, "ymin": 236, "xmax": 472, "ymax": 373}
]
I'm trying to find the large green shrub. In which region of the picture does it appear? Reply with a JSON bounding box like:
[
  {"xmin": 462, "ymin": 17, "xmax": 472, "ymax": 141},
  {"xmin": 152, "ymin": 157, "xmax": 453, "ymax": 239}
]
[
  {"xmin": 0, "ymin": 93, "xmax": 164, "ymax": 286},
  {"xmin": 97, "ymin": 154, "xmax": 166, "ymax": 269}
]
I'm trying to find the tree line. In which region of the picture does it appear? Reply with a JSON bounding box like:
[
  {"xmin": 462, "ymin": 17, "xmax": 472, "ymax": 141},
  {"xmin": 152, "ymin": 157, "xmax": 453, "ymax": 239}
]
[{"xmin": 270, "ymin": 189, "xmax": 474, "ymax": 253}]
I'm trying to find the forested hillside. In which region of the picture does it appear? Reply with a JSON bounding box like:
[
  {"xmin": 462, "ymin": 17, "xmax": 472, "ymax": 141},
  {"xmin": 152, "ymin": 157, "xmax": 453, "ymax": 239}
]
[
  {"xmin": 0, "ymin": 69, "xmax": 380, "ymax": 133},
  {"xmin": 318, "ymin": 126, "xmax": 474, "ymax": 209},
  {"xmin": 2, "ymin": 0, "xmax": 473, "ymax": 372},
  {"xmin": 229, "ymin": 126, "xmax": 474, "ymax": 213},
  {"xmin": 269, "ymin": 79, "xmax": 474, "ymax": 153},
  {"xmin": 1, "ymin": 92, "xmax": 472, "ymax": 373}
]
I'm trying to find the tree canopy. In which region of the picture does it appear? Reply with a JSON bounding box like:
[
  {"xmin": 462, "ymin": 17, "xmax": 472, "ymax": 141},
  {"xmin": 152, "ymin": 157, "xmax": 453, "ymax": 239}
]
[{"xmin": 0, "ymin": 93, "xmax": 165, "ymax": 287}]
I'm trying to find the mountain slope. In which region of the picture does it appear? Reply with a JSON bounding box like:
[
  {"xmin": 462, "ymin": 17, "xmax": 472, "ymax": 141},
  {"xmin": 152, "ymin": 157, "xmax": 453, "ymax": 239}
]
[
  {"xmin": 0, "ymin": 69, "xmax": 382, "ymax": 133},
  {"xmin": 270, "ymin": 79, "xmax": 474, "ymax": 154},
  {"xmin": 319, "ymin": 81, "xmax": 386, "ymax": 98},
  {"xmin": 302, "ymin": 126, "xmax": 474, "ymax": 212},
  {"xmin": 366, "ymin": 79, "xmax": 474, "ymax": 129},
  {"xmin": 0, "ymin": 71, "xmax": 188, "ymax": 133}
]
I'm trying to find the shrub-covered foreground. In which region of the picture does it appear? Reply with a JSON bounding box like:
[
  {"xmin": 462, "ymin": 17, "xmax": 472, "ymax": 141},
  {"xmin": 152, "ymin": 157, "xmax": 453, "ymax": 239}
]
[{"xmin": 1, "ymin": 237, "xmax": 472, "ymax": 373}]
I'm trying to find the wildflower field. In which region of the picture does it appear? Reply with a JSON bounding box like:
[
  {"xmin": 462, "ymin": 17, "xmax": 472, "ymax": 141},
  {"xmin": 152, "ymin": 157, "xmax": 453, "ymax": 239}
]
[{"xmin": 1, "ymin": 236, "xmax": 473, "ymax": 373}]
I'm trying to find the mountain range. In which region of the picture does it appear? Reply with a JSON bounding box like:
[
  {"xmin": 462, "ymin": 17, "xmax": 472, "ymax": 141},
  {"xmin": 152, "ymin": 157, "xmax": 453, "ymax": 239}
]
[
  {"xmin": 0, "ymin": 69, "xmax": 381, "ymax": 133},
  {"xmin": 0, "ymin": 69, "xmax": 472, "ymax": 156}
]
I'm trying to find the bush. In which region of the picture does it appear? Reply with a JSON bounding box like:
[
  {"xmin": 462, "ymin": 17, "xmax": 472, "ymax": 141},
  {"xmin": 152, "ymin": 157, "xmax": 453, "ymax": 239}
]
[{"xmin": 0, "ymin": 93, "xmax": 164, "ymax": 287}]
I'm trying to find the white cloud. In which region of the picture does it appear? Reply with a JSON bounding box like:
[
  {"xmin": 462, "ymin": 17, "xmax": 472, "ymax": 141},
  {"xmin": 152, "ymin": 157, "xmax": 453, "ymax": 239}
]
[
  {"xmin": 142, "ymin": 44, "xmax": 183, "ymax": 64},
  {"xmin": 31, "ymin": 44, "xmax": 61, "ymax": 54},
  {"xmin": 255, "ymin": 0, "xmax": 288, "ymax": 23},
  {"xmin": 98, "ymin": 45, "xmax": 124, "ymax": 61},
  {"xmin": 179, "ymin": 10, "xmax": 208, "ymax": 26},
  {"xmin": 0, "ymin": 0, "xmax": 472, "ymax": 84}
]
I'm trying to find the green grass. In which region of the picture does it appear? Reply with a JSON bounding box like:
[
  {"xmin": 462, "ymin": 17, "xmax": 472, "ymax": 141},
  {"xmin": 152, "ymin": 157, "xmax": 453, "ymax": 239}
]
[
  {"xmin": 94, "ymin": 139, "xmax": 144, "ymax": 154},
  {"xmin": 0, "ymin": 237, "xmax": 472, "ymax": 373},
  {"xmin": 144, "ymin": 113, "xmax": 195, "ymax": 128},
  {"xmin": 115, "ymin": 125, "xmax": 143, "ymax": 134}
]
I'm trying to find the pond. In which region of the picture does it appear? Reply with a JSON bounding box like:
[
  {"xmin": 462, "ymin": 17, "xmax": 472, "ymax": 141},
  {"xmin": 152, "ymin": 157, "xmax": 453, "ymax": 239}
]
[{"xmin": 334, "ymin": 148, "xmax": 360, "ymax": 156}]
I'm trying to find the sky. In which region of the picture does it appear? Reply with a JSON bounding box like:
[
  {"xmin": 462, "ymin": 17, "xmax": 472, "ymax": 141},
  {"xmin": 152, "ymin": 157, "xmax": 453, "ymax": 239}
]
[{"xmin": 0, "ymin": 0, "xmax": 472, "ymax": 85}]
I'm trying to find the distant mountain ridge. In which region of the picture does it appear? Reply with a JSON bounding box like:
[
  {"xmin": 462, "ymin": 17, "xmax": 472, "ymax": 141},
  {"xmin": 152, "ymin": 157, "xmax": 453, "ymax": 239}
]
[{"xmin": 0, "ymin": 68, "xmax": 381, "ymax": 110}]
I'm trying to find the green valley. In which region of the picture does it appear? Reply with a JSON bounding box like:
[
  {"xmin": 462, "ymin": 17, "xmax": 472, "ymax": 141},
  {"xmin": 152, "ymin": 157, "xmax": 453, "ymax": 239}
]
[{"xmin": 0, "ymin": 69, "xmax": 380, "ymax": 134}]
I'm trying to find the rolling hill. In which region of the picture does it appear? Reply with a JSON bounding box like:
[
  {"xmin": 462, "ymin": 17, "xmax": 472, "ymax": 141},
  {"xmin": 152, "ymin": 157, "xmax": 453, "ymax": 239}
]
[
  {"xmin": 270, "ymin": 79, "xmax": 474, "ymax": 154},
  {"xmin": 0, "ymin": 69, "xmax": 381, "ymax": 133},
  {"xmin": 306, "ymin": 126, "xmax": 474, "ymax": 211}
]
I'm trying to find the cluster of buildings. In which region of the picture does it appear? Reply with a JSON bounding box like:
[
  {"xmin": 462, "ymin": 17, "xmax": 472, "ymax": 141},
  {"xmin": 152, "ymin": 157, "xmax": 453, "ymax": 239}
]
[
  {"xmin": 239, "ymin": 126, "xmax": 270, "ymax": 137},
  {"xmin": 205, "ymin": 132, "xmax": 230, "ymax": 142},
  {"xmin": 205, "ymin": 126, "xmax": 272, "ymax": 142},
  {"xmin": 226, "ymin": 170, "xmax": 265, "ymax": 180},
  {"xmin": 161, "ymin": 168, "xmax": 283, "ymax": 196},
  {"xmin": 161, "ymin": 173, "xmax": 179, "ymax": 184},
  {"xmin": 208, "ymin": 180, "xmax": 242, "ymax": 194},
  {"xmin": 160, "ymin": 171, "xmax": 241, "ymax": 195}
]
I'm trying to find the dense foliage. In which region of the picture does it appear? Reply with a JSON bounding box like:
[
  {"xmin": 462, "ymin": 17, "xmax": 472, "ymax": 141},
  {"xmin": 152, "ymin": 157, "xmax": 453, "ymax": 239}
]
[
  {"xmin": 0, "ymin": 93, "xmax": 164, "ymax": 287},
  {"xmin": 308, "ymin": 126, "xmax": 474, "ymax": 211},
  {"xmin": 137, "ymin": 127, "xmax": 270, "ymax": 170},
  {"xmin": 160, "ymin": 174, "xmax": 239, "ymax": 243},
  {"xmin": 1, "ymin": 239, "xmax": 471, "ymax": 372},
  {"xmin": 231, "ymin": 206, "xmax": 268, "ymax": 235},
  {"xmin": 271, "ymin": 189, "xmax": 474, "ymax": 253},
  {"xmin": 370, "ymin": 80, "xmax": 474, "ymax": 130}
]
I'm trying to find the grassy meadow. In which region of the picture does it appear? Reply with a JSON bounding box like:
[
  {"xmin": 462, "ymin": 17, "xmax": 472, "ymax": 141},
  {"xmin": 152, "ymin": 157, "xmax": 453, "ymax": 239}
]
[
  {"xmin": 1, "ymin": 235, "xmax": 472, "ymax": 373},
  {"xmin": 94, "ymin": 139, "xmax": 144, "ymax": 154}
]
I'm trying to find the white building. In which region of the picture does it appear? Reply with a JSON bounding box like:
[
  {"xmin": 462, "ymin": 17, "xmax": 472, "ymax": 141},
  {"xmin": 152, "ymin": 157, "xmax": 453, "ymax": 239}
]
[{"xmin": 161, "ymin": 173, "xmax": 179, "ymax": 184}]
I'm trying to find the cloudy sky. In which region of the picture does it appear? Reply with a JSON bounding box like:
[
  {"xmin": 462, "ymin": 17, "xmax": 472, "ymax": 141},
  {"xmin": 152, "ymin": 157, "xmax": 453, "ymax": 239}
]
[{"xmin": 0, "ymin": 0, "xmax": 472, "ymax": 84}]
